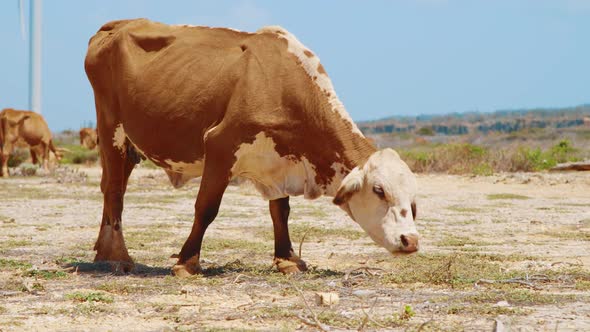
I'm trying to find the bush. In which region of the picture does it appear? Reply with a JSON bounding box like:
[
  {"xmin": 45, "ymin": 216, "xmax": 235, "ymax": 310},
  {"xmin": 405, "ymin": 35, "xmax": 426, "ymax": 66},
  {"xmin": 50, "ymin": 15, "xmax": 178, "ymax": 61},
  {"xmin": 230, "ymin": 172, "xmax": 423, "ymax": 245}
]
[
  {"xmin": 549, "ymin": 139, "xmax": 577, "ymax": 164},
  {"xmin": 400, "ymin": 143, "xmax": 489, "ymax": 174},
  {"xmin": 59, "ymin": 145, "xmax": 99, "ymax": 165},
  {"xmin": 472, "ymin": 163, "xmax": 493, "ymax": 176},
  {"xmin": 400, "ymin": 140, "xmax": 583, "ymax": 174},
  {"xmin": 7, "ymin": 148, "xmax": 30, "ymax": 167},
  {"xmin": 509, "ymin": 146, "xmax": 544, "ymax": 171},
  {"xmin": 417, "ymin": 126, "xmax": 435, "ymax": 136}
]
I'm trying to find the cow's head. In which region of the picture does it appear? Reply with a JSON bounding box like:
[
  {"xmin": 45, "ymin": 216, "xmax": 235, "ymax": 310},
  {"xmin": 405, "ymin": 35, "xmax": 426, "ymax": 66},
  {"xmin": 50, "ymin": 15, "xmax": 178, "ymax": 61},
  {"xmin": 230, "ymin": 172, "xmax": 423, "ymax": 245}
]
[
  {"xmin": 333, "ymin": 148, "xmax": 419, "ymax": 254},
  {"xmin": 80, "ymin": 128, "xmax": 98, "ymax": 150}
]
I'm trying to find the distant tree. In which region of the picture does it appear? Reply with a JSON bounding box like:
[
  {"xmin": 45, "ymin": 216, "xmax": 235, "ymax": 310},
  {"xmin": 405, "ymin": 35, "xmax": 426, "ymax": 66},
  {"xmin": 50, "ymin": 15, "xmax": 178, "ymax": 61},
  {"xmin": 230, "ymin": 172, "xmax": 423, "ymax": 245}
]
[{"xmin": 417, "ymin": 126, "xmax": 435, "ymax": 136}]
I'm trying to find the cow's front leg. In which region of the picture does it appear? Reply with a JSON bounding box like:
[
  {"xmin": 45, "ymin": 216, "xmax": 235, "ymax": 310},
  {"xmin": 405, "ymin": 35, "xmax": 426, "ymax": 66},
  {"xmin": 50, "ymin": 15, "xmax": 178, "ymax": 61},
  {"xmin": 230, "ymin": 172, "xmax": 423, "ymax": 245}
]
[
  {"xmin": 270, "ymin": 197, "xmax": 307, "ymax": 274},
  {"xmin": 172, "ymin": 136, "xmax": 232, "ymax": 277},
  {"xmin": 1, "ymin": 144, "xmax": 13, "ymax": 177},
  {"xmin": 93, "ymin": 128, "xmax": 136, "ymax": 273},
  {"xmin": 0, "ymin": 153, "xmax": 7, "ymax": 177}
]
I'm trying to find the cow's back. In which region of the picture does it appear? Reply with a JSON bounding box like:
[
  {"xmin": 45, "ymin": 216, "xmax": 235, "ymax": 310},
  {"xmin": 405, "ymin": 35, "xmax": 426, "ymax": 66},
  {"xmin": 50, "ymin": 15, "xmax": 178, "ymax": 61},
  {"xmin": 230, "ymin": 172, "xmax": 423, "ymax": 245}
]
[
  {"xmin": 85, "ymin": 19, "xmax": 290, "ymax": 169},
  {"xmin": 19, "ymin": 112, "xmax": 51, "ymax": 146},
  {"xmin": 85, "ymin": 19, "xmax": 374, "ymax": 191}
]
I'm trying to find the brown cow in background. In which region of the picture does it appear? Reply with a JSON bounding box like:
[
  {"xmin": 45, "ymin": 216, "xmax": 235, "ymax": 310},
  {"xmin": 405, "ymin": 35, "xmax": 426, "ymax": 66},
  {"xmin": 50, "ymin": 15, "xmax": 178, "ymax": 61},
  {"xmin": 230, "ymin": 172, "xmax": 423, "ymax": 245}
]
[
  {"xmin": 79, "ymin": 127, "xmax": 98, "ymax": 150},
  {"xmin": 0, "ymin": 108, "xmax": 60, "ymax": 177}
]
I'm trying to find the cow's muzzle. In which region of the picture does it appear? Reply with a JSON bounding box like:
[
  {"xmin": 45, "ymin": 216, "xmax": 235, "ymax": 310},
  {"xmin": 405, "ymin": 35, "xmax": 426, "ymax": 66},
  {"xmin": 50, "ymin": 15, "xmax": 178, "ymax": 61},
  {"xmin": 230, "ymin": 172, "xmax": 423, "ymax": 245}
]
[{"xmin": 399, "ymin": 233, "xmax": 419, "ymax": 253}]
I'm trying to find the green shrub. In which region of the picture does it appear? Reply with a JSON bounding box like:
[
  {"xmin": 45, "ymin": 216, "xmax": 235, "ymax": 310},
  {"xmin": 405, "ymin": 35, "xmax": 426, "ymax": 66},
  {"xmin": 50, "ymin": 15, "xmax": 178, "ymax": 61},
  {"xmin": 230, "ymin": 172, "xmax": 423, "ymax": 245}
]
[
  {"xmin": 472, "ymin": 162, "xmax": 493, "ymax": 176},
  {"xmin": 509, "ymin": 146, "xmax": 544, "ymax": 171},
  {"xmin": 65, "ymin": 291, "xmax": 113, "ymax": 303},
  {"xmin": 417, "ymin": 126, "xmax": 435, "ymax": 136},
  {"xmin": 7, "ymin": 148, "xmax": 30, "ymax": 167},
  {"xmin": 549, "ymin": 139, "xmax": 578, "ymax": 164},
  {"xmin": 59, "ymin": 145, "xmax": 99, "ymax": 165},
  {"xmin": 400, "ymin": 140, "xmax": 583, "ymax": 174}
]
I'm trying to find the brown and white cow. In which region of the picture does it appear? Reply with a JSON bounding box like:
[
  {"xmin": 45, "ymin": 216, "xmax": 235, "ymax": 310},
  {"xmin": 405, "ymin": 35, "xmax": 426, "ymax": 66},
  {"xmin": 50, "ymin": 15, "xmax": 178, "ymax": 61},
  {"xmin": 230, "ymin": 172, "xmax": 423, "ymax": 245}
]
[
  {"xmin": 0, "ymin": 108, "xmax": 60, "ymax": 177},
  {"xmin": 84, "ymin": 19, "xmax": 420, "ymax": 276},
  {"xmin": 80, "ymin": 127, "xmax": 98, "ymax": 150}
]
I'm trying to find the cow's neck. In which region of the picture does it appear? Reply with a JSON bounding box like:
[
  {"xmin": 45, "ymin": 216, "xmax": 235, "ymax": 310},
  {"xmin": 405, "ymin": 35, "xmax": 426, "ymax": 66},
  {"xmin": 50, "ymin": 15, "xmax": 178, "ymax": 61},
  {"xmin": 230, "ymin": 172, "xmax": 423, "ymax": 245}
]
[
  {"xmin": 323, "ymin": 124, "xmax": 376, "ymax": 198},
  {"xmin": 301, "ymin": 89, "xmax": 377, "ymax": 198}
]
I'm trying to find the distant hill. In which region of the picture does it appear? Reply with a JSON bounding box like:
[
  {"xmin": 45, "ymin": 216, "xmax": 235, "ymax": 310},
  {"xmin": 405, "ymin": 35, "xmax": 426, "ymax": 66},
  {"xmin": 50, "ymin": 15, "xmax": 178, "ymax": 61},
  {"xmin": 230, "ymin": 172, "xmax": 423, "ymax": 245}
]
[{"xmin": 358, "ymin": 104, "xmax": 590, "ymax": 135}]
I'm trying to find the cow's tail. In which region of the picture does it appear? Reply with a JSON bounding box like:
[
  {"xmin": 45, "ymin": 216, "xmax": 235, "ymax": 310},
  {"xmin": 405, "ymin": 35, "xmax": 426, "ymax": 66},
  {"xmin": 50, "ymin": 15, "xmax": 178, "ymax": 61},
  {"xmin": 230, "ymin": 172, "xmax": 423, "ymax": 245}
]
[{"xmin": 49, "ymin": 140, "xmax": 62, "ymax": 161}]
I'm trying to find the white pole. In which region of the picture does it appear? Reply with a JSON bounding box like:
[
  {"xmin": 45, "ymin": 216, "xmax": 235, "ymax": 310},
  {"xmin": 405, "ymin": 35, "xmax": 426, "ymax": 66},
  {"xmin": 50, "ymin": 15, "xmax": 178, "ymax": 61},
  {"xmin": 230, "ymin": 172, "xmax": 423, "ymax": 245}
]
[
  {"xmin": 18, "ymin": 0, "xmax": 26, "ymax": 40},
  {"xmin": 29, "ymin": 0, "xmax": 42, "ymax": 114}
]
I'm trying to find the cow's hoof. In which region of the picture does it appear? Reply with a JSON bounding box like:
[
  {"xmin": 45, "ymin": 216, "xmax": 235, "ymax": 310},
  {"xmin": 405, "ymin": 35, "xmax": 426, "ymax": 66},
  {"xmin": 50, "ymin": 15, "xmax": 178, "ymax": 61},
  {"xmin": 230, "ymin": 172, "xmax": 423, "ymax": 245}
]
[
  {"xmin": 94, "ymin": 254, "xmax": 134, "ymax": 273},
  {"xmin": 172, "ymin": 255, "xmax": 202, "ymax": 277},
  {"xmin": 274, "ymin": 256, "xmax": 308, "ymax": 274}
]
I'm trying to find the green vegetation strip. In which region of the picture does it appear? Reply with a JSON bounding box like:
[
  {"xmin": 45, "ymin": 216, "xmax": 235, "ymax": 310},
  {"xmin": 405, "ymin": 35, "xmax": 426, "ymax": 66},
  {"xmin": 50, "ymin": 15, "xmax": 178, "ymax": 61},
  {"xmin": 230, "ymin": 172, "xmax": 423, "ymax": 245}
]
[
  {"xmin": 65, "ymin": 291, "xmax": 114, "ymax": 303},
  {"xmin": 400, "ymin": 139, "xmax": 583, "ymax": 174},
  {"xmin": 487, "ymin": 193, "xmax": 530, "ymax": 200},
  {"xmin": 58, "ymin": 144, "xmax": 99, "ymax": 165},
  {"xmin": 0, "ymin": 258, "xmax": 32, "ymax": 270}
]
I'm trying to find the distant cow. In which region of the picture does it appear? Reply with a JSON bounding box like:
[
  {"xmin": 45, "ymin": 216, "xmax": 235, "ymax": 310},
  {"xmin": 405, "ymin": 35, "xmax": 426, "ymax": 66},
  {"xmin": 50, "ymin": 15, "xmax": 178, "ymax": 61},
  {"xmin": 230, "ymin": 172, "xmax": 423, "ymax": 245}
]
[
  {"xmin": 85, "ymin": 19, "xmax": 420, "ymax": 276},
  {"xmin": 79, "ymin": 127, "xmax": 98, "ymax": 150},
  {"xmin": 0, "ymin": 108, "xmax": 60, "ymax": 177}
]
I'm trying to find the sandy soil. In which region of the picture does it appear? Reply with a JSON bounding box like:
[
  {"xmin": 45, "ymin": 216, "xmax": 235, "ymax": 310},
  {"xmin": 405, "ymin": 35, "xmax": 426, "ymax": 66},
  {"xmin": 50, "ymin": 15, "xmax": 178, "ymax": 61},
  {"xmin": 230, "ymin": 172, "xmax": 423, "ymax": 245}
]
[{"xmin": 0, "ymin": 165, "xmax": 589, "ymax": 331}]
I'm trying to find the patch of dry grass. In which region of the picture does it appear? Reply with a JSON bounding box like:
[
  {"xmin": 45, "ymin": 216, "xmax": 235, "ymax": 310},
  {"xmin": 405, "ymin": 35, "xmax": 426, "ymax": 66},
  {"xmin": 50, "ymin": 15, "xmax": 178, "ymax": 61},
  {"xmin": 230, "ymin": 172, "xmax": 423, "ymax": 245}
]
[
  {"xmin": 379, "ymin": 253, "xmax": 539, "ymax": 288},
  {"xmin": 436, "ymin": 235, "xmax": 495, "ymax": 247},
  {"xmin": 446, "ymin": 205, "xmax": 483, "ymax": 214},
  {"xmin": 257, "ymin": 222, "xmax": 365, "ymax": 244},
  {"xmin": 487, "ymin": 193, "xmax": 530, "ymax": 200}
]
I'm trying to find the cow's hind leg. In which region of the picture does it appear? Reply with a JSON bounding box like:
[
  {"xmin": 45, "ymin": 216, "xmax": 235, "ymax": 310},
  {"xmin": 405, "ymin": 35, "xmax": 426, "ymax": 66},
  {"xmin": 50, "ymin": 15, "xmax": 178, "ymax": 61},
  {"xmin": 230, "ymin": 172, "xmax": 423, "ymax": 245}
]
[
  {"xmin": 30, "ymin": 148, "xmax": 39, "ymax": 165},
  {"xmin": 93, "ymin": 128, "xmax": 137, "ymax": 273},
  {"xmin": 40, "ymin": 143, "xmax": 50, "ymax": 171},
  {"xmin": 270, "ymin": 197, "xmax": 308, "ymax": 274}
]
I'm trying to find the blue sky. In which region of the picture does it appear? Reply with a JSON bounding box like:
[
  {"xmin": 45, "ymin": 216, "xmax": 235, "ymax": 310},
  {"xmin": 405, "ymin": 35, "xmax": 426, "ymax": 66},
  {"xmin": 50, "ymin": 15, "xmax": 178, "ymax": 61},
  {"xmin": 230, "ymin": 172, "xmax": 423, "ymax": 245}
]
[{"xmin": 0, "ymin": 0, "xmax": 588, "ymax": 131}]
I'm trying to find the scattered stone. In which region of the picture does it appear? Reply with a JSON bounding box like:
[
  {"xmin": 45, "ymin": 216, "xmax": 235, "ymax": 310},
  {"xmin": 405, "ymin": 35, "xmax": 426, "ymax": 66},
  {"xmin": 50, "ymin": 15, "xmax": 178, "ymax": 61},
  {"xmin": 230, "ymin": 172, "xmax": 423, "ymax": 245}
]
[
  {"xmin": 494, "ymin": 318, "xmax": 506, "ymax": 332},
  {"xmin": 352, "ymin": 289, "xmax": 376, "ymax": 298},
  {"xmin": 494, "ymin": 301, "xmax": 510, "ymax": 307},
  {"xmin": 315, "ymin": 292, "xmax": 339, "ymax": 306}
]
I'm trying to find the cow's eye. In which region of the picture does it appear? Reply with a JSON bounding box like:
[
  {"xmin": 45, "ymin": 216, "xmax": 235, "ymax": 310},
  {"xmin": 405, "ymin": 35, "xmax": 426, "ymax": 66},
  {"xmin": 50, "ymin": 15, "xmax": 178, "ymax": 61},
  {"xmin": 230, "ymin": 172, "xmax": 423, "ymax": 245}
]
[{"xmin": 373, "ymin": 185, "xmax": 385, "ymax": 199}]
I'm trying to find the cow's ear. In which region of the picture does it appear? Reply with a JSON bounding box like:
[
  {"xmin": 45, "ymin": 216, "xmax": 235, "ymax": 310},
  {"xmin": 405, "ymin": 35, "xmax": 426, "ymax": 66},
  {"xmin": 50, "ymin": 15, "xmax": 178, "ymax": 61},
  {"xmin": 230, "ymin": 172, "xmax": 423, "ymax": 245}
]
[{"xmin": 333, "ymin": 167, "xmax": 363, "ymax": 205}]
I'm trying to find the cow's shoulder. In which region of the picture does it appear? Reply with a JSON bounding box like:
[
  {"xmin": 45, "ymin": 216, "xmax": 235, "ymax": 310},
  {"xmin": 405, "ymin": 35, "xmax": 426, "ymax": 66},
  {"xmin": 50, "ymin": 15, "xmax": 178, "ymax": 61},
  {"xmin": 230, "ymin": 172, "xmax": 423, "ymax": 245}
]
[{"xmin": 86, "ymin": 19, "xmax": 156, "ymax": 65}]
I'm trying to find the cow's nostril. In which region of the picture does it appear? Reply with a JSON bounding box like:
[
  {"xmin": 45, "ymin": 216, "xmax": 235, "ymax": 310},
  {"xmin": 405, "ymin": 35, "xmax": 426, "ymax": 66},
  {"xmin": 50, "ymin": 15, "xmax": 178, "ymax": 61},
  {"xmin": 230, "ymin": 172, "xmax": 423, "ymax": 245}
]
[
  {"xmin": 400, "ymin": 234, "xmax": 409, "ymax": 247},
  {"xmin": 400, "ymin": 233, "xmax": 419, "ymax": 252}
]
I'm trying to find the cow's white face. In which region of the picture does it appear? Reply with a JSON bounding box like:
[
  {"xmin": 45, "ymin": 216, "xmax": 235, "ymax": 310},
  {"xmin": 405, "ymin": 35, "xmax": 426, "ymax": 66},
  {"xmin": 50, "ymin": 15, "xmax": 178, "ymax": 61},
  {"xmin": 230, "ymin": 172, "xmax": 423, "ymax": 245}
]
[{"xmin": 333, "ymin": 148, "xmax": 419, "ymax": 254}]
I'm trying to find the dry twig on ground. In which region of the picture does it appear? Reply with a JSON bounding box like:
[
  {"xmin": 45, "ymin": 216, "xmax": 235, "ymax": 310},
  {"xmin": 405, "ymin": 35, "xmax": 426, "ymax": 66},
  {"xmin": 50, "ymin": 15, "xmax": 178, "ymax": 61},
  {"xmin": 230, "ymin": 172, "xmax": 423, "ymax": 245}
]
[{"xmin": 289, "ymin": 280, "xmax": 332, "ymax": 331}]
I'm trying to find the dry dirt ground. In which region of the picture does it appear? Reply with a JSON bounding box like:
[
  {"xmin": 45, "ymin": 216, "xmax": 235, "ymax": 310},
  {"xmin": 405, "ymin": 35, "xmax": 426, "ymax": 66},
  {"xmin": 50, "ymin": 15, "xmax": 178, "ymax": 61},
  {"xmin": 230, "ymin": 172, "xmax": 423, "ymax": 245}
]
[{"xmin": 1, "ymin": 165, "xmax": 589, "ymax": 331}]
